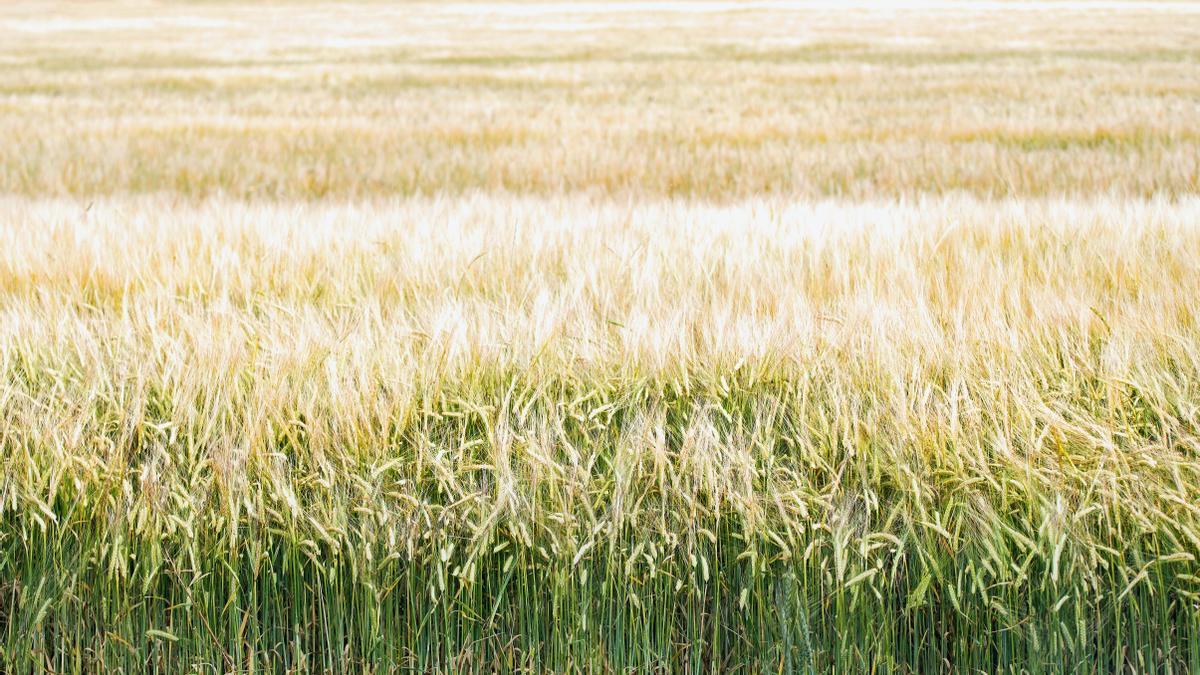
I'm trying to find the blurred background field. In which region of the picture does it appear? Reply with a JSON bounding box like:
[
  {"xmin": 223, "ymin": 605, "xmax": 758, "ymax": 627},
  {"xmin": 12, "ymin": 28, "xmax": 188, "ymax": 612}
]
[{"xmin": 1, "ymin": 1, "xmax": 1198, "ymax": 199}]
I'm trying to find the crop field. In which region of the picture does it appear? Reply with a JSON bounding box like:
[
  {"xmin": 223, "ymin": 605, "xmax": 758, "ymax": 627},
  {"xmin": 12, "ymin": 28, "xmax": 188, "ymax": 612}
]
[{"xmin": 2, "ymin": 1, "xmax": 1200, "ymax": 673}]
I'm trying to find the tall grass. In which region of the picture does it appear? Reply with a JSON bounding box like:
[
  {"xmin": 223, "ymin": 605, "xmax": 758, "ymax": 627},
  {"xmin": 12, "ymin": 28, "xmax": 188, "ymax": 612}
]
[{"xmin": 2, "ymin": 196, "xmax": 1198, "ymax": 671}]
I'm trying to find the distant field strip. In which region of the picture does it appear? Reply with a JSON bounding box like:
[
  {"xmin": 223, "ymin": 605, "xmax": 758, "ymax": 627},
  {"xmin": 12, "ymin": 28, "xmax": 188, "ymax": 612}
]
[{"xmin": 0, "ymin": 2, "xmax": 1198, "ymax": 199}]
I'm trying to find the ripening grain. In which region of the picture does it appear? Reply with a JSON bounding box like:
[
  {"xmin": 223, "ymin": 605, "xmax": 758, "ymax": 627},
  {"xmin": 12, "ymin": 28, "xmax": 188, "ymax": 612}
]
[
  {"xmin": 3, "ymin": 195, "xmax": 1199, "ymax": 671},
  {"xmin": 1, "ymin": 1, "xmax": 1198, "ymax": 199},
  {"xmin": 1, "ymin": 2, "xmax": 1199, "ymax": 673}
]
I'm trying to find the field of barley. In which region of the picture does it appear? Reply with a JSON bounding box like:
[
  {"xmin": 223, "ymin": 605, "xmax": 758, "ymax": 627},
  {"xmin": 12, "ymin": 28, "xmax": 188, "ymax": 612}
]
[{"xmin": 2, "ymin": 1, "xmax": 1200, "ymax": 672}]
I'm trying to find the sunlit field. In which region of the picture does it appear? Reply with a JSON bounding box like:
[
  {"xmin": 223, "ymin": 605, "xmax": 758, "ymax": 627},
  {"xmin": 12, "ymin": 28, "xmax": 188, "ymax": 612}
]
[{"xmin": 2, "ymin": 2, "xmax": 1199, "ymax": 673}]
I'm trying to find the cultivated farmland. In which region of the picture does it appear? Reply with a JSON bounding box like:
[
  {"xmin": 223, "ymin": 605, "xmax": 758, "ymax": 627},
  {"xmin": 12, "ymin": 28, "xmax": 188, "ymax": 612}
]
[{"xmin": 1, "ymin": 2, "xmax": 1199, "ymax": 672}]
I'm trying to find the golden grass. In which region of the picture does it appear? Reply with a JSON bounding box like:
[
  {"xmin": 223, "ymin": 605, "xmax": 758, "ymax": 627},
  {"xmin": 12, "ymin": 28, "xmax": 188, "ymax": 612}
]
[
  {"xmin": 1, "ymin": 2, "xmax": 1198, "ymax": 199},
  {"xmin": 3, "ymin": 195, "xmax": 1199, "ymax": 378},
  {"xmin": 2, "ymin": 1, "xmax": 1200, "ymax": 671},
  {"xmin": 3, "ymin": 195, "xmax": 1200, "ymax": 669}
]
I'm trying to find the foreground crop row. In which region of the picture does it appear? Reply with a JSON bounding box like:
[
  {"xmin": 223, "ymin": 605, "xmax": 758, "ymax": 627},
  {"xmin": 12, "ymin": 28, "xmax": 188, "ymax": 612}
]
[{"xmin": 2, "ymin": 197, "xmax": 1198, "ymax": 671}]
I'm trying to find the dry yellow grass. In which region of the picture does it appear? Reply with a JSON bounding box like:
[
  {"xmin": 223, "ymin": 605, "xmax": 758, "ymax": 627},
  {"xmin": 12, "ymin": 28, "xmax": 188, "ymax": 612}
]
[
  {"xmin": 4, "ymin": 195, "xmax": 1199, "ymax": 378},
  {"xmin": 1, "ymin": 1, "xmax": 1198, "ymax": 198}
]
